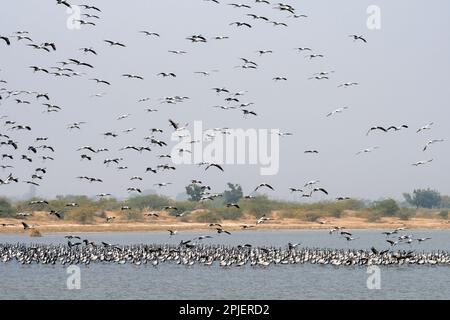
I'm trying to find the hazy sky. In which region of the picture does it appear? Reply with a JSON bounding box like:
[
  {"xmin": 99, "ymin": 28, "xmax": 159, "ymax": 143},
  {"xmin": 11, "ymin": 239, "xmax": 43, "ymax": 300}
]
[{"xmin": 0, "ymin": 0, "xmax": 449, "ymax": 201}]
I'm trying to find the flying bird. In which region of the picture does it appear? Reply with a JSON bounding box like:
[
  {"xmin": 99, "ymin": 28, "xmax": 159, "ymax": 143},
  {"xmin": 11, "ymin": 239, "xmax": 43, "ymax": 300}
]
[
  {"xmin": 327, "ymin": 107, "xmax": 348, "ymax": 117},
  {"xmin": 140, "ymin": 31, "xmax": 160, "ymax": 37},
  {"xmin": 387, "ymin": 125, "xmax": 408, "ymax": 132},
  {"xmin": 366, "ymin": 126, "xmax": 388, "ymax": 136},
  {"xmin": 306, "ymin": 54, "xmax": 324, "ymax": 59},
  {"xmin": 416, "ymin": 237, "xmax": 432, "ymax": 243},
  {"xmin": 312, "ymin": 188, "xmax": 329, "ymax": 195},
  {"xmin": 79, "ymin": 4, "xmax": 101, "ymax": 12},
  {"xmin": 254, "ymin": 183, "xmax": 274, "ymax": 191},
  {"xmin": 423, "ymin": 139, "xmax": 444, "ymax": 151},
  {"xmin": 90, "ymin": 78, "xmax": 111, "ymax": 85},
  {"xmin": 417, "ymin": 122, "xmax": 434, "ymax": 133},
  {"xmin": 80, "ymin": 47, "xmax": 97, "ymax": 55},
  {"xmin": 216, "ymin": 228, "xmax": 231, "ymax": 235},
  {"xmin": 228, "ymin": 3, "xmax": 251, "ymax": 8},
  {"xmin": 157, "ymin": 72, "xmax": 176, "ymax": 78},
  {"xmin": 104, "ymin": 40, "xmax": 126, "ymax": 47},
  {"xmin": 229, "ymin": 22, "xmax": 252, "ymax": 28},
  {"xmin": 338, "ymin": 82, "xmax": 358, "ymax": 88},
  {"xmin": 21, "ymin": 222, "xmax": 34, "ymax": 230},
  {"xmin": 356, "ymin": 146, "xmax": 380, "ymax": 155},
  {"xmin": 349, "ymin": 35, "xmax": 367, "ymax": 43},
  {"xmin": 0, "ymin": 36, "xmax": 11, "ymax": 45},
  {"xmin": 412, "ymin": 159, "xmax": 434, "ymax": 166},
  {"xmin": 205, "ymin": 163, "xmax": 224, "ymax": 172},
  {"xmin": 168, "ymin": 50, "xmax": 187, "ymax": 55},
  {"xmin": 123, "ymin": 74, "xmax": 144, "ymax": 80}
]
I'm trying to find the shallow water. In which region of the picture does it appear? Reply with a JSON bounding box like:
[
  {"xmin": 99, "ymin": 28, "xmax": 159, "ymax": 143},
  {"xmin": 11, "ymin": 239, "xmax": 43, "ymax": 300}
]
[{"xmin": 1, "ymin": 230, "xmax": 449, "ymax": 299}]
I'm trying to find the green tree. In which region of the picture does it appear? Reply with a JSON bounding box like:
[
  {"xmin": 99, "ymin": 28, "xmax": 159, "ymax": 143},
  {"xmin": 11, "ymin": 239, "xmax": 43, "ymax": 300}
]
[
  {"xmin": 371, "ymin": 199, "xmax": 399, "ymax": 216},
  {"xmin": 439, "ymin": 195, "xmax": 450, "ymax": 208},
  {"xmin": 126, "ymin": 194, "xmax": 172, "ymax": 209},
  {"xmin": 403, "ymin": 189, "xmax": 441, "ymax": 208},
  {"xmin": 185, "ymin": 184, "xmax": 203, "ymax": 202},
  {"xmin": 223, "ymin": 183, "xmax": 243, "ymax": 204},
  {"xmin": 0, "ymin": 197, "xmax": 15, "ymax": 217}
]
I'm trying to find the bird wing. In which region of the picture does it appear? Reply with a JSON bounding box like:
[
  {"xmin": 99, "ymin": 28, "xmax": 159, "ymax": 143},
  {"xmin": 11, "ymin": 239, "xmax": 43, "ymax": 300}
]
[
  {"xmin": 168, "ymin": 119, "xmax": 178, "ymax": 129},
  {"xmin": 1, "ymin": 37, "xmax": 11, "ymax": 45}
]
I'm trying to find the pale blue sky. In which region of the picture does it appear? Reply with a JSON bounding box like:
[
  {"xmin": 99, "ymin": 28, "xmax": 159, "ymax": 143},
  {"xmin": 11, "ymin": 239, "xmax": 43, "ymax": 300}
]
[{"xmin": 0, "ymin": 0, "xmax": 449, "ymax": 200}]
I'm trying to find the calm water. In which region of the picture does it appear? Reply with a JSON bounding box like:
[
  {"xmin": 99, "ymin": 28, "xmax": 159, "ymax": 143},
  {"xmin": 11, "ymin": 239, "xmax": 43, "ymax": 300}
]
[{"xmin": 1, "ymin": 230, "xmax": 449, "ymax": 300}]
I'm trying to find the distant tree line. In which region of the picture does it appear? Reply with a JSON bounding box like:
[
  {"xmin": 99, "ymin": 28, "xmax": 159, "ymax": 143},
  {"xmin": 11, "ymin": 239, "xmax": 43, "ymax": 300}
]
[
  {"xmin": 403, "ymin": 189, "xmax": 443, "ymax": 209},
  {"xmin": 0, "ymin": 187, "xmax": 449, "ymax": 223}
]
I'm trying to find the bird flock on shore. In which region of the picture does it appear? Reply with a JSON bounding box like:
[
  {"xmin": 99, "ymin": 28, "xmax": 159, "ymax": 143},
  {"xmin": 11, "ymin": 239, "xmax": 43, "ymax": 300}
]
[{"xmin": 1, "ymin": 242, "xmax": 449, "ymax": 267}]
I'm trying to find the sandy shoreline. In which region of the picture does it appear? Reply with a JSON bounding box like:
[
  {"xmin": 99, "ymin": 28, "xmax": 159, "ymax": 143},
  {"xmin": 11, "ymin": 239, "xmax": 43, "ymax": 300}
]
[{"xmin": 1, "ymin": 216, "xmax": 449, "ymax": 235}]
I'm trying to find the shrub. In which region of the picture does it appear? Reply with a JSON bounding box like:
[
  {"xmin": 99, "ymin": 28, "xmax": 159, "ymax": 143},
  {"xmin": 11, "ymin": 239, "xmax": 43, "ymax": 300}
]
[
  {"xmin": 214, "ymin": 207, "xmax": 243, "ymax": 220},
  {"xmin": 96, "ymin": 211, "xmax": 108, "ymax": 219},
  {"xmin": 343, "ymin": 199, "xmax": 367, "ymax": 210},
  {"xmin": 64, "ymin": 206, "xmax": 97, "ymax": 224},
  {"xmin": 96, "ymin": 198, "xmax": 121, "ymax": 211},
  {"xmin": 180, "ymin": 205, "xmax": 244, "ymax": 221},
  {"xmin": 397, "ymin": 208, "xmax": 415, "ymax": 220},
  {"xmin": 277, "ymin": 210, "xmax": 299, "ymax": 219},
  {"xmin": 122, "ymin": 210, "xmax": 144, "ymax": 221},
  {"xmin": 0, "ymin": 197, "xmax": 15, "ymax": 217},
  {"xmin": 330, "ymin": 207, "xmax": 343, "ymax": 218},
  {"xmin": 398, "ymin": 213, "xmax": 410, "ymax": 220},
  {"xmin": 201, "ymin": 198, "xmax": 227, "ymax": 210},
  {"xmin": 240, "ymin": 196, "xmax": 275, "ymax": 218},
  {"xmin": 179, "ymin": 215, "xmax": 191, "ymax": 223},
  {"xmin": 29, "ymin": 229, "xmax": 42, "ymax": 237},
  {"xmin": 440, "ymin": 196, "xmax": 450, "ymax": 208},
  {"xmin": 193, "ymin": 211, "xmax": 222, "ymax": 223},
  {"xmin": 126, "ymin": 194, "xmax": 173, "ymax": 210},
  {"xmin": 174, "ymin": 201, "xmax": 197, "ymax": 214},
  {"xmin": 439, "ymin": 210, "xmax": 449, "ymax": 219},
  {"xmin": 371, "ymin": 199, "xmax": 400, "ymax": 216},
  {"xmin": 303, "ymin": 212, "xmax": 322, "ymax": 222},
  {"xmin": 366, "ymin": 214, "xmax": 382, "ymax": 222}
]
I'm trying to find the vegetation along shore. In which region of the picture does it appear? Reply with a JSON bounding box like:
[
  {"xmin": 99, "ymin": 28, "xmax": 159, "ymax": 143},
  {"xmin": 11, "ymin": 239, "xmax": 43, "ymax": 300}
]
[{"xmin": 1, "ymin": 187, "xmax": 449, "ymax": 235}]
